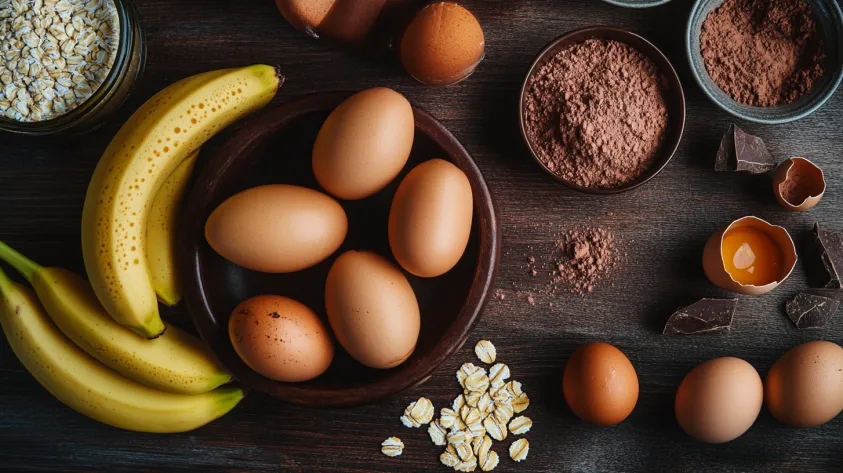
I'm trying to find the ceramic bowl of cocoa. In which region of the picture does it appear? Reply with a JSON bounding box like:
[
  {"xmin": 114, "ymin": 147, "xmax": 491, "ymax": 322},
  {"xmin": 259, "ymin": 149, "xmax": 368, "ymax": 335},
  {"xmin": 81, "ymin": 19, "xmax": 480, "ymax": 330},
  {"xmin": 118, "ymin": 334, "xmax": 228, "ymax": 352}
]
[
  {"xmin": 687, "ymin": 0, "xmax": 843, "ymax": 124},
  {"xmin": 519, "ymin": 27, "xmax": 686, "ymax": 195}
]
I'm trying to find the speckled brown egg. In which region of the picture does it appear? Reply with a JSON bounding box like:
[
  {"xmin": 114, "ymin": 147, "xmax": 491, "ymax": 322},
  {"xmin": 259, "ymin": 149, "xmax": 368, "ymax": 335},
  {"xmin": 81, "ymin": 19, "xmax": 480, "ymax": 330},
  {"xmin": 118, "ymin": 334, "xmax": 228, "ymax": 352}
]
[
  {"xmin": 400, "ymin": 2, "xmax": 485, "ymax": 86},
  {"xmin": 563, "ymin": 342, "xmax": 639, "ymax": 425},
  {"xmin": 766, "ymin": 340, "xmax": 843, "ymax": 428},
  {"xmin": 389, "ymin": 159, "xmax": 473, "ymax": 277},
  {"xmin": 229, "ymin": 295, "xmax": 334, "ymax": 382},
  {"xmin": 675, "ymin": 357, "xmax": 763, "ymax": 443}
]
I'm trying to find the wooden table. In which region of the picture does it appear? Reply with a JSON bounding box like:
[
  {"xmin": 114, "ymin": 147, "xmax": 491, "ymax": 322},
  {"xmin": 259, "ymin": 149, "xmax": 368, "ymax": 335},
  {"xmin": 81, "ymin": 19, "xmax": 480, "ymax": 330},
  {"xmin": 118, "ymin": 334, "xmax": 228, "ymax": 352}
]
[{"xmin": 2, "ymin": 0, "xmax": 842, "ymax": 471}]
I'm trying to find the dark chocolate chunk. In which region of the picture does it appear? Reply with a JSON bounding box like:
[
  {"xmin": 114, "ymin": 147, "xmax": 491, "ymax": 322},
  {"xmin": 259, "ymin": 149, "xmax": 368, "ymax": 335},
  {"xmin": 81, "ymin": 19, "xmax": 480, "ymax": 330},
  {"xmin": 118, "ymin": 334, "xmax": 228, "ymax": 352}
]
[
  {"xmin": 786, "ymin": 293, "xmax": 840, "ymax": 329},
  {"xmin": 663, "ymin": 298, "xmax": 738, "ymax": 335},
  {"xmin": 714, "ymin": 124, "xmax": 776, "ymax": 173},
  {"xmin": 807, "ymin": 223, "xmax": 843, "ymax": 289}
]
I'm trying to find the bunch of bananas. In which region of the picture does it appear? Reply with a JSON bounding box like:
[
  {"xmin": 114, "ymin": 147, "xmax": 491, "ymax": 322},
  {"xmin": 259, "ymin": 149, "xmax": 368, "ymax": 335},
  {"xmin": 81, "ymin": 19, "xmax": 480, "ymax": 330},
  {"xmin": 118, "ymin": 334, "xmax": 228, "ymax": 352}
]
[{"xmin": 0, "ymin": 65, "xmax": 282, "ymax": 433}]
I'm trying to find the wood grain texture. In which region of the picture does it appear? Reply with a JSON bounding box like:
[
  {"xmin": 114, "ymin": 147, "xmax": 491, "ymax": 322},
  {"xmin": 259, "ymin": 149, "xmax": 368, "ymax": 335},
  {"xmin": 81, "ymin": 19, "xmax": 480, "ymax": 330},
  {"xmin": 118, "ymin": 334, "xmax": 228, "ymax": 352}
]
[{"xmin": 1, "ymin": 0, "xmax": 842, "ymax": 471}]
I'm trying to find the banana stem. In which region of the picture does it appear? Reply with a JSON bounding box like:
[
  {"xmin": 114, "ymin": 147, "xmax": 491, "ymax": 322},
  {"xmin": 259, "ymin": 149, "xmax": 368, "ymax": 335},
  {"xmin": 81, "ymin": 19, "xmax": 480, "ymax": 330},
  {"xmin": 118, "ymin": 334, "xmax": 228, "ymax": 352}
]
[
  {"xmin": 0, "ymin": 266, "xmax": 10, "ymax": 288},
  {"xmin": 0, "ymin": 241, "xmax": 42, "ymax": 283}
]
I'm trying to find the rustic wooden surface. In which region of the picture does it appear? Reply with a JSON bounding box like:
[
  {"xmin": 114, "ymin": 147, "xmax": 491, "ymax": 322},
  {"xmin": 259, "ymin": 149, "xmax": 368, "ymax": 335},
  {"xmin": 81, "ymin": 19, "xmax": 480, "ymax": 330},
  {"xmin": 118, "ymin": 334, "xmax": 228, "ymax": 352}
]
[{"xmin": 1, "ymin": 0, "xmax": 842, "ymax": 471}]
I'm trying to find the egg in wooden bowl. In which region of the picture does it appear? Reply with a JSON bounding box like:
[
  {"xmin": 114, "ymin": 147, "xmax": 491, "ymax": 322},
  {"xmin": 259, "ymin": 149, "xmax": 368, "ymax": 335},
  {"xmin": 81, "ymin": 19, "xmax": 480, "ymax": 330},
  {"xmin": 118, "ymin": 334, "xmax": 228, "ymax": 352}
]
[{"xmin": 179, "ymin": 91, "xmax": 499, "ymax": 407}]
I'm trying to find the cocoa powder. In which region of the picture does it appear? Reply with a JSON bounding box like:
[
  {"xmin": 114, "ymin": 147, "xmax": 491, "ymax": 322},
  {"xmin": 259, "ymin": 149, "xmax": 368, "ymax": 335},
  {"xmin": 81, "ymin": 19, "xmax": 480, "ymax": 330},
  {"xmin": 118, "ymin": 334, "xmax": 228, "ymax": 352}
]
[
  {"xmin": 700, "ymin": 0, "xmax": 826, "ymax": 107},
  {"xmin": 555, "ymin": 228, "xmax": 618, "ymax": 295},
  {"xmin": 524, "ymin": 40, "xmax": 669, "ymax": 189}
]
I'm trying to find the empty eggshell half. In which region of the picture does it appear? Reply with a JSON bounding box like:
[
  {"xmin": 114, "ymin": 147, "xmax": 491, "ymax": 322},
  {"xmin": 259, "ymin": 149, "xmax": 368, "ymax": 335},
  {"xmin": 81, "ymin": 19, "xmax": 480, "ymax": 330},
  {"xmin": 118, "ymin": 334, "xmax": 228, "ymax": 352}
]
[
  {"xmin": 772, "ymin": 157, "xmax": 826, "ymax": 211},
  {"xmin": 702, "ymin": 216, "xmax": 797, "ymax": 295}
]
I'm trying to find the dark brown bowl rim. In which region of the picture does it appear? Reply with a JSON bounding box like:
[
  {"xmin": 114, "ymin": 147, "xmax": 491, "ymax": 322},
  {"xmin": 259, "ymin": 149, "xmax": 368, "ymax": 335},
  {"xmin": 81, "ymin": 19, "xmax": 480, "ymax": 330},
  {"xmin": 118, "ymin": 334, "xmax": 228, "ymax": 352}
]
[
  {"xmin": 518, "ymin": 26, "xmax": 687, "ymax": 195},
  {"xmin": 180, "ymin": 91, "xmax": 501, "ymax": 408}
]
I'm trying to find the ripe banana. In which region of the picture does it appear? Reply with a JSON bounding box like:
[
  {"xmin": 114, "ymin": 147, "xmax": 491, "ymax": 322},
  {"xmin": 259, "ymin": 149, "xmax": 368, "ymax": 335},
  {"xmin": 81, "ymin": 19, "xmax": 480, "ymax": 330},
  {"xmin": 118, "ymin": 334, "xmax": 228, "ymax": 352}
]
[
  {"xmin": 0, "ymin": 267, "xmax": 244, "ymax": 433},
  {"xmin": 0, "ymin": 241, "xmax": 231, "ymax": 394},
  {"xmin": 148, "ymin": 150, "xmax": 199, "ymax": 307},
  {"xmin": 81, "ymin": 65, "xmax": 282, "ymax": 338}
]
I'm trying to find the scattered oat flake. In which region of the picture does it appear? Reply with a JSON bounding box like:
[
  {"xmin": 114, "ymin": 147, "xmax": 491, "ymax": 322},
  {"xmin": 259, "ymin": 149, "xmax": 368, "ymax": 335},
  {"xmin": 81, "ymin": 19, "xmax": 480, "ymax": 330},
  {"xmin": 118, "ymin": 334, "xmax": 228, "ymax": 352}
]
[
  {"xmin": 483, "ymin": 415, "xmax": 507, "ymax": 441},
  {"xmin": 464, "ymin": 390, "xmax": 481, "ymax": 407},
  {"xmin": 455, "ymin": 442, "xmax": 474, "ymax": 462},
  {"xmin": 453, "ymin": 394, "xmax": 467, "ymax": 411},
  {"xmin": 455, "ymin": 457, "xmax": 478, "ymax": 472},
  {"xmin": 473, "ymin": 435, "xmax": 492, "ymax": 458},
  {"xmin": 509, "ymin": 438, "xmax": 529, "ymax": 462},
  {"xmin": 447, "ymin": 430, "xmax": 468, "ymax": 446},
  {"xmin": 475, "ymin": 340, "xmax": 496, "ymax": 364},
  {"xmin": 509, "ymin": 416, "xmax": 533, "ymax": 435},
  {"xmin": 479, "ymin": 450, "xmax": 500, "ymax": 472},
  {"xmin": 489, "ymin": 363, "xmax": 510, "ymax": 388},
  {"xmin": 440, "ymin": 408, "xmax": 459, "ymax": 430},
  {"xmin": 441, "ymin": 446, "xmax": 460, "ymax": 467},
  {"xmin": 428, "ymin": 420, "xmax": 447, "ymax": 446},
  {"xmin": 464, "ymin": 369, "xmax": 490, "ymax": 393},
  {"xmin": 381, "ymin": 437, "xmax": 404, "ymax": 457}
]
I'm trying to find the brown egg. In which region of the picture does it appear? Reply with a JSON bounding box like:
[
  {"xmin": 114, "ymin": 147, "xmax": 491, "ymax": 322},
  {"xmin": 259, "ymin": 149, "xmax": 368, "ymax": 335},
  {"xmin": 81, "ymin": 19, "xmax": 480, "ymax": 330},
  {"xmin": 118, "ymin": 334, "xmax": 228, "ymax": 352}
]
[
  {"xmin": 675, "ymin": 357, "xmax": 763, "ymax": 443},
  {"xmin": 400, "ymin": 2, "xmax": 485, "ymax": 86},
  {"xmin": 772, "ymin": 157, "xmax": 826, "ymax": 211},
  {"xmin": 312, "ymin": 88, "xmax": 415, "ymax": 200},
  {"xmin": 766, "ymin": 341, "xmax": 843, "ymax": 428},
  {"xmin": 563, "ymin": 342, "xmax": 639, "ymax": 425},
  {"xmin": 229, "ymin": 295, "xmax": 334, "ymax": 382},
  {"xmin": 389, "ymin": 159, "xmax": 473, "ymax": 278},
  {"xmin": 274, "ymin": 0, "xmax": 387, "ymax": 44},
  {"xmin": 325, "ymin": 250, "xmax": 420, "ymax": 369},
  {"xmin": 205, "ymin": 185, "xmax": 347, "ymax": 273},
  {"xmin": 702, "ymin": 216, "xmax": 797, "ymax": 296},
  {"xmin": 274, "ymin": 0, "xmax": 335, "ymax": 32}
]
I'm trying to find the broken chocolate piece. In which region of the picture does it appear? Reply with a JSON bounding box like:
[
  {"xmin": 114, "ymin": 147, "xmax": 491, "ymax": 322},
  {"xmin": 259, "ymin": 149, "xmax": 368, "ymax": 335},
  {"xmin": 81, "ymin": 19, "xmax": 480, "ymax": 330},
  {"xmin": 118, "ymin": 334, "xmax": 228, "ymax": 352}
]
[
  {"xmin": 715, "ymin": 124, "xmax": 776, "ymax": 173},
  {"xmin": 807, "ymin": 223, "xmax": 843, "ymax": 289},
  {"xmin": 663, "ymin": 298, "xmax": 738, "ymax": 335},
  {"xmin": 785, "ymin": 293, "xmax": 840, "ymax": 329}
]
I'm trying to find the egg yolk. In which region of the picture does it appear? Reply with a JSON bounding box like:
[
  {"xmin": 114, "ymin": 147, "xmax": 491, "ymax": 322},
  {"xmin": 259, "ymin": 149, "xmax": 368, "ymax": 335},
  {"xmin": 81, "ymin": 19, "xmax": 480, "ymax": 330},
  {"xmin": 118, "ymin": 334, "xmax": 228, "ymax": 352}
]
[{"xmin": 721, "ymin": 227, "xmax": 783, "ymax": 286}]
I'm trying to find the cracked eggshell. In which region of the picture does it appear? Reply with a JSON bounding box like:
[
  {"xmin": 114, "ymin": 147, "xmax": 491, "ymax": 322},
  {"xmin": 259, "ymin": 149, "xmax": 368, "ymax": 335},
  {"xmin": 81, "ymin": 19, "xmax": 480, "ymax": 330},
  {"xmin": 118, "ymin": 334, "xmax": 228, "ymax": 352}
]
[
  {"xmin": 702, "ymin": 216, "xmax": 797, "ymax": 295},
  {"xmin": 772, "ymin": 157, "xmax": 825, "ymax": 211}
]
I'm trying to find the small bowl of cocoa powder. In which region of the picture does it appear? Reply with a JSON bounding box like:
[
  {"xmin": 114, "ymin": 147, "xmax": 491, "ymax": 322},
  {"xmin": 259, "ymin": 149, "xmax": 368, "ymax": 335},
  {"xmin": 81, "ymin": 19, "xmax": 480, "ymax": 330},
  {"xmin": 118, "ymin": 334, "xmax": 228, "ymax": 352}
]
[
  {"xmin": 520, "ymin": 27, "xmax": 686, "ymax": 194},
  {"xmin": 687, "ymin": 0, "xmax": 843, "ymax": 124}
]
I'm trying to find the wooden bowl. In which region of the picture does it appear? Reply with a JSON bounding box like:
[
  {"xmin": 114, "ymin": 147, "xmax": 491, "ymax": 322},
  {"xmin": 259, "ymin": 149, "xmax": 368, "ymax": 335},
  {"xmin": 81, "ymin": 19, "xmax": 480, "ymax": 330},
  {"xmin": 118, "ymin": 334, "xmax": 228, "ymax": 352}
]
[
  {"xmin": 519, "ymin": 27, "xmax": 686, "ymax": 194},
  {"xmin": 180, "ymin": 91, "xmax": 500, "ymax": 408}
]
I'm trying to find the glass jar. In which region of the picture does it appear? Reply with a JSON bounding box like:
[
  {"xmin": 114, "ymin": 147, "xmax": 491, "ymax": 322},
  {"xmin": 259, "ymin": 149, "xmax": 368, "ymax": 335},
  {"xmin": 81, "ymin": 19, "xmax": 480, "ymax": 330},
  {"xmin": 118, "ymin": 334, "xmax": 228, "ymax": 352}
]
[{"xmin": 0, "ymin": 0, "xmax": 146, "ymax": 136}]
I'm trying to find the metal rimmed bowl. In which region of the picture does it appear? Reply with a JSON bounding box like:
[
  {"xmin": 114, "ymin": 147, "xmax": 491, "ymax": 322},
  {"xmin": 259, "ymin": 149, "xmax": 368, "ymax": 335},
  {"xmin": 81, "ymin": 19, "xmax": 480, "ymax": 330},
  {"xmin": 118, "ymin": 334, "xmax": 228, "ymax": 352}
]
[
  {"xmin": 519, "ymin": 27, "xmax": 687, "ymax": 195},
  {"xmin": 180, "ymin": 91, "xmax": 500, "ymax": 408},
  {"xmin": 686, "ymin": 0, "xmax": 843, "ymax": 124}
]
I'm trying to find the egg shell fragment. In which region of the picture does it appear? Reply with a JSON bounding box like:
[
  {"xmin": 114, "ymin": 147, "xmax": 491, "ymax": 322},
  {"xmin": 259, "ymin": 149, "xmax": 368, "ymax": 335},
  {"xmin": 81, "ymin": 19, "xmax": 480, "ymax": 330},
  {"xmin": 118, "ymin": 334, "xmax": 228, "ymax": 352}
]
[
  {"xmin": 702, "ymin": 216, "xmax": 797, "ymax": 296},
  {"xmin": 205, "ymin": 184, "xmax": 347, "ymax": 273},
  {"xmin": 312, "ymin": 88, "xmax": 415, "ymax": 200},
  {"xmin": 563, "ymin": 341, "xmax": 639, "ymax": 426},
  {"xmin": 324, "ymin": 250, "xmax": 420, "ymax": 369},
  {"xmin": 765, "ymin": 340, "xmax": 843, "ymax": 428},
  {"xmin": 400, "ymin": 2, "xmax": 485, "ymax": 86},
  {"xmin": 772, "ymin": 157, "xmax": 826, "ymax": 211},
  {"xmin": 389, "ymin": 159, "xmax": 473, "ymax": 278},
  {"xmin": 675, "ymin": 357, "xmax": 763, "ymax": 443},
  {"xmin": 229, "ymin": 295, "xmax": 334, "ymax": 382}
]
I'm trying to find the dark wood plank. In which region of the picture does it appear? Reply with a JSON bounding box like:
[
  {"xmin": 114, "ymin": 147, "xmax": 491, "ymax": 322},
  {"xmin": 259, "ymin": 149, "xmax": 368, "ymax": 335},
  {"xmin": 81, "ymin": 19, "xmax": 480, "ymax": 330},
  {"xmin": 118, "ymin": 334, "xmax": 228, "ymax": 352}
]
[{"xmin": 1, "ymin": 0, "xmax": 843, "ymax": 471}]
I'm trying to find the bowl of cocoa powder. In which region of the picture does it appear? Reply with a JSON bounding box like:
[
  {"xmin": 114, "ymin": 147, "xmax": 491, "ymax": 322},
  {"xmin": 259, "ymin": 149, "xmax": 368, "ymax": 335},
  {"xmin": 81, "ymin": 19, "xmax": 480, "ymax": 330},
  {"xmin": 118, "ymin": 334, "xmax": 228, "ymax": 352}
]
[
  {"xmin": 520, "ymin": 27, "xmax": 686, "ymax": 194},
  {"xmin": 687, "ymin": 0, "xmax": 843, "ymax": 124}
]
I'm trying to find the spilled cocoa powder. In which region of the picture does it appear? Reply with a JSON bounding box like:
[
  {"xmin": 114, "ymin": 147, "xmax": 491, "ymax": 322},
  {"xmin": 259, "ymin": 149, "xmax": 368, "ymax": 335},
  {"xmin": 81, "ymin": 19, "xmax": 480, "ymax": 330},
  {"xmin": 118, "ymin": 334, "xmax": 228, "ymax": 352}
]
[
  {"xmin": 700, "ymin": 0, "xmax": 826, "ymax": 107},
  {"xmin": 524, "ymin": 39, "xmax": 669, "ymax": 189},
  {"xmin": 523, "ymin": 228, "xmax": 622, "ymax": 298}
]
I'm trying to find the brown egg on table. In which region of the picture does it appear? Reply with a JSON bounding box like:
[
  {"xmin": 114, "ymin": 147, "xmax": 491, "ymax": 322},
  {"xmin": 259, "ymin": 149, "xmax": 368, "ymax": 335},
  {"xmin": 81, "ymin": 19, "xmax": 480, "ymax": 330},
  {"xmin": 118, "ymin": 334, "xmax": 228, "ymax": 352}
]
[
  {"xmin": 229, "ymin": 295, "xmax": 334, "ymax": 382},
  {"xmin": 765, "ymin": 340, "xmax": 843, "ymax": 428},
  {"xmin": 702, "ymin": 216, "xmax": 797, "ymax": 295},
  {"xmin": 312, "ymin": 88, "xmax": 415, "ymax": 200},
  {"xmin": 389, "ymin": 159, "xmax": 473, "ymax": 278},
  {"xmin": 772, "ymin": 157, "xmax": 826, "ymax": 211},
  {"xmin": 274, "ymin": 0, "xmax": 387, "ymax": 44},
  {"xmin": 563, "ymin": 342, "xmax": 639, "ymax": 426},
  {"xmin": 325, "ymin": 250, "xmax": 420, "ymax": 369},
  {"xmin": 205, "ymin": 184, "xmax": 347, "ymax": 273},
  {"xmin": 675, "ymin": 357, "xmax": 763, "ymax": 443},
  {"xmin": 400, "ymin": 1, "xmax": 485, "ymax": 86}
]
